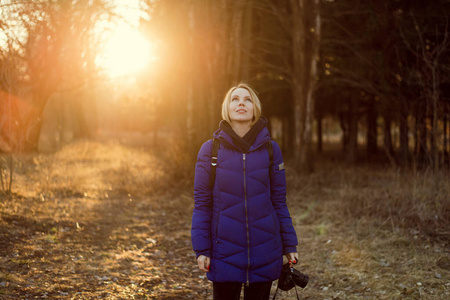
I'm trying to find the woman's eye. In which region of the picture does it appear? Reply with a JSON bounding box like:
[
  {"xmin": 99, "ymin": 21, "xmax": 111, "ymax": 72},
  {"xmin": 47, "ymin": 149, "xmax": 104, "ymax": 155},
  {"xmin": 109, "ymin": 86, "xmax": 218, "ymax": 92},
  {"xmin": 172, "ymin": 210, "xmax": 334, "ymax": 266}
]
[
  {"xmin": 232, "ymin": 98, "xmax": 238, "ymax": 101},
  {"xmin": 245, "ymin": 98, "xmax": 252, "ymax": 102}
]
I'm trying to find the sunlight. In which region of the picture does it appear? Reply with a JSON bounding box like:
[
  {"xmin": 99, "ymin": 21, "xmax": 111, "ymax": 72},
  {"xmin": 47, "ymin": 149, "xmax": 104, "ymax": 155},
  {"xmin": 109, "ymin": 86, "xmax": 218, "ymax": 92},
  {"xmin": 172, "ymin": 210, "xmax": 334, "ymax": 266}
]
[
  {"xmin": 97, "ymin": 25, "xmax": 152, "ymax": 77},
  {"xmin": 95, "ymin": 0, "xmax": 153, "ymax": 78}
]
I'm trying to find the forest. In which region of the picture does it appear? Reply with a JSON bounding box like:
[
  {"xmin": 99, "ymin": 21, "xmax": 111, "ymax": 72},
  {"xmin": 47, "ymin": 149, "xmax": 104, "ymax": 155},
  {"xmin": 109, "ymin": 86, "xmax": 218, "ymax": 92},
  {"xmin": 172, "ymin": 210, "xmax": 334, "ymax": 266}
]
[{"xmin": 0, "ymin": 0, "xmax": 449, "ymax": 299}]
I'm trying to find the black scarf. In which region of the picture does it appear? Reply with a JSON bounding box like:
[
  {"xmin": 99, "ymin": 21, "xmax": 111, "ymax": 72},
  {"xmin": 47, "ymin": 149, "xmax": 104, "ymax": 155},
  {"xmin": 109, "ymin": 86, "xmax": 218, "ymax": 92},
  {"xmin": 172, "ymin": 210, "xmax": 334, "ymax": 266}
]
[{"xmin": 219, "ymin": 117, "xmax": 268, "ymax": 153}]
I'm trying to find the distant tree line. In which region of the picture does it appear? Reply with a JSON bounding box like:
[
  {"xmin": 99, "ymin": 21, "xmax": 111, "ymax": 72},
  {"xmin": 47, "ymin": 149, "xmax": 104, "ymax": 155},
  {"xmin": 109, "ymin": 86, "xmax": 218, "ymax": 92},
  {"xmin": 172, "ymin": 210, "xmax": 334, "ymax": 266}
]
[
  {"xmin": 142, "ymin": 0, "xmax": 449, "ymax": 171},
  {"xmin": 1, "ymin": 0, "xmax": 449, "ymax": 173},
  {"xmin": 317, "ymin": 0, "xmax": 450, "ymax": 170}
]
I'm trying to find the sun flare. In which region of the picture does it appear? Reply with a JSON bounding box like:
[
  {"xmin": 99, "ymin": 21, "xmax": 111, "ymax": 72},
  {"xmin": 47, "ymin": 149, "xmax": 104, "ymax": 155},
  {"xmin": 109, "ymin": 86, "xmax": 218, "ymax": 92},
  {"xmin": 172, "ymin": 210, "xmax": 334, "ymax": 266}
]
[{"xmin": 97, "ymin": 25, "xmax": 152, "ymax": 77}]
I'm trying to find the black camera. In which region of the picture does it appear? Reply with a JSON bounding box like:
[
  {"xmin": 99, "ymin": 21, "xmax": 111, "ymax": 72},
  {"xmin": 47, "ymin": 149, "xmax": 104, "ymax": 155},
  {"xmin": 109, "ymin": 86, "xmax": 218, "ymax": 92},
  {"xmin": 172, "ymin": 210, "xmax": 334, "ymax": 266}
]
[
  {"xmin": 277, "ymin": 263, "xmax": 309, "ymax": 291},
  {"xmin": 292, "ymin": 267, "xmax": 309, "ymax": 288}
]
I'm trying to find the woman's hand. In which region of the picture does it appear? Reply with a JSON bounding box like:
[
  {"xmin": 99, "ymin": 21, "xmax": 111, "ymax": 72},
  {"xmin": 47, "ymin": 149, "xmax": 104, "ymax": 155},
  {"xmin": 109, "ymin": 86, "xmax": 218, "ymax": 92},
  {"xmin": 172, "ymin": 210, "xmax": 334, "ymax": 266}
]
[
  {"xmin": 285, "ymin": 252, "xmax": 299, "ymax": 265},
  {"xmin": 197, "ymin": 255, "xmax": 210, "ymax": 272}
]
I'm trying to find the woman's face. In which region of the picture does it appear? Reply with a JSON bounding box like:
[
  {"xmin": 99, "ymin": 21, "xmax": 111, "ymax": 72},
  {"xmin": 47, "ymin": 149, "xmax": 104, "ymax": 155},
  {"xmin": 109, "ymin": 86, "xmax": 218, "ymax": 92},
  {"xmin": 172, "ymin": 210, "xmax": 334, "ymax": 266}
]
[{"xmin": 229, "ymin": 88, "xmax": 254, "ymax": 124}]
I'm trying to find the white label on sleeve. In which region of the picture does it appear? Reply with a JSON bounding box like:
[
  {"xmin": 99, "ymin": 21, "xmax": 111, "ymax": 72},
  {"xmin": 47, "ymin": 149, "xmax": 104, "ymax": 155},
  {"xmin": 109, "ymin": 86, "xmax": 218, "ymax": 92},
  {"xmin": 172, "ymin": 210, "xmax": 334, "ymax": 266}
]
[{"xmin": 278, "ymin": 162, "xmax": 285, "ymax": 171}]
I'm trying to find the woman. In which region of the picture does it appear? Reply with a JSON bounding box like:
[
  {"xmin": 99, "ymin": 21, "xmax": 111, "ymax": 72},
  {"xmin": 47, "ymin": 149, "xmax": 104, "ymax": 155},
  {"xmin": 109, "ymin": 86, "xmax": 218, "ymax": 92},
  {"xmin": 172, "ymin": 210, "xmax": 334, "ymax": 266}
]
[{"xmin": 191, "ymin": 83, "xmax": 298, "ymax": 300}]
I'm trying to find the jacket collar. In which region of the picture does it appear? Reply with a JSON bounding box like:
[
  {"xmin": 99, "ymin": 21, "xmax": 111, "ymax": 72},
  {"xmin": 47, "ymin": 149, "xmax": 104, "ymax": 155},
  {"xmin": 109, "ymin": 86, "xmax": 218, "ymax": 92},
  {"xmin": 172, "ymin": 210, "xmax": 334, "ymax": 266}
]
[{"xmin": 213, "ymin": 117, "xmax": 271, "ymax": 153}]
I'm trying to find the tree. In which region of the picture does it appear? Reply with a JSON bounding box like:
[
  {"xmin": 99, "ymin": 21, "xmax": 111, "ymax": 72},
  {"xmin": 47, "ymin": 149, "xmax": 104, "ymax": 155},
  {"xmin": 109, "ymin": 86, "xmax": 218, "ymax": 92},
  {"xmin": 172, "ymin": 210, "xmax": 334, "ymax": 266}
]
[
  {"xmin": 316, "ymin": 0, "xmax": 449, "ymax": 170},
  {"xmin": 252, "ymin": 0, "xmax": 321, "ymax": 171},
  {"xmin": 397, "ymin": 4, "xmax": 450, "ymax": 169},
  {"xmin": 0, "ymin": 0, "xmax": 111, "ymax": 152}
]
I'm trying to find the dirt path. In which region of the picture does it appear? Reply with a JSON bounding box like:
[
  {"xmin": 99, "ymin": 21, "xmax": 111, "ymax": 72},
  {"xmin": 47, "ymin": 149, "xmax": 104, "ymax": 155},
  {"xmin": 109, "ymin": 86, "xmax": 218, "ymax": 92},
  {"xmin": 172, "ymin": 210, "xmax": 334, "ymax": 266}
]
[
  {"xmin": 0, "ymin": 190, "xmax": 210, "ymax": 299},
  {"xmin": 0, "ymin": 142, "xmax": 209, "ymax": 299},
  {"xmin": 0, "ymin": 142, "xmax": 449, "ymax": 299}
]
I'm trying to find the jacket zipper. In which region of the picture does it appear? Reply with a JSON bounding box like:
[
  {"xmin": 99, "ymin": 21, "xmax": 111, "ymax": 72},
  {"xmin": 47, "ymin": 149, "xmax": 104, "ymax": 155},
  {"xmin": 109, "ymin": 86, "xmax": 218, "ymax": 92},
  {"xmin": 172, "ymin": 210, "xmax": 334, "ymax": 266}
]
[
  {"xmin": 215, "ymin": 213, "xmax": 220, "ymax": 240},
  {"xmin": 243, "ymin": 153, "xmax": 250, "ymax": 286}
]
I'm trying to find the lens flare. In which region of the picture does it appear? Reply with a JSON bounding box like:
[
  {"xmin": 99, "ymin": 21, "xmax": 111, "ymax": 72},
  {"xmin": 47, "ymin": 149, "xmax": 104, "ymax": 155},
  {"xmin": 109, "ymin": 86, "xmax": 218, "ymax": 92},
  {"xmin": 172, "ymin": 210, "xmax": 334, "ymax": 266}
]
[{"xmin": 97, "ymin": 25, "xmax": 151, "ymax": 77}]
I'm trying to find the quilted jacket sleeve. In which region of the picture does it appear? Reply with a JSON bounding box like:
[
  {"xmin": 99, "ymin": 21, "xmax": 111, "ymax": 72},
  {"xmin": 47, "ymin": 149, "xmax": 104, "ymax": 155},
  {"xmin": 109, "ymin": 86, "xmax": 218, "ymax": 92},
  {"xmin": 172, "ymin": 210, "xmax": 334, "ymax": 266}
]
[
  {"xmin": 191, "ymin": 140, "xmax": 213, "ymax": 259},
  {"xmin": 270, "ymin": 141, "xmax": 298, "ymax": 254}
]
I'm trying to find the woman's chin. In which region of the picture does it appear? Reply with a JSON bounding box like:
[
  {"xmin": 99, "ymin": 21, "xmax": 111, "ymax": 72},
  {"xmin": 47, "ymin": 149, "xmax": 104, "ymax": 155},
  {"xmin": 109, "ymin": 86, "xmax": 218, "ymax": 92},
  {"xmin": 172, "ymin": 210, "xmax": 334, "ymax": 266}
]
[{"xmin": 231, "ymin": 117, "xmax": 252, "ymax": 123}]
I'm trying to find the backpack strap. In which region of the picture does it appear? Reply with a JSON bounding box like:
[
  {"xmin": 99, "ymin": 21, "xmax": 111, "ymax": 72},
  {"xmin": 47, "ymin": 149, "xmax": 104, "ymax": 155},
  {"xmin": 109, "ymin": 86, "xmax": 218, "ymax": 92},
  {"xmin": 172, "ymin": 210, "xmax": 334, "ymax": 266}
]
[
  {"xmin": 209, "ymin": 138, "xmax": 220, "ymax": 189},
  {"xmin": 266, "ymin": 140, "xmax": 274, "ymax": 174}
]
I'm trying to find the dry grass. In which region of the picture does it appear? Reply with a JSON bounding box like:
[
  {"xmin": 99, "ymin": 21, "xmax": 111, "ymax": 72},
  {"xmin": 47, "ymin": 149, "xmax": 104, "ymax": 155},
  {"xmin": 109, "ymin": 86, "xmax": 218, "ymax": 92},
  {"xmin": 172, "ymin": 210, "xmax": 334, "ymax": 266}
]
[
  {"xmin": 0, "ymin": 141, "xmax": 203, "ymax": 299},
  {"xmin": 0, "ymin": 140, "xmax": 449, "ymax": 299},
  {"xmin": 287, "ymin": 159, "xmax": 450, "ymax": 240},
  {"xmin": 283, "ymin": 159, "xmax": 450, "ymax": 299}
]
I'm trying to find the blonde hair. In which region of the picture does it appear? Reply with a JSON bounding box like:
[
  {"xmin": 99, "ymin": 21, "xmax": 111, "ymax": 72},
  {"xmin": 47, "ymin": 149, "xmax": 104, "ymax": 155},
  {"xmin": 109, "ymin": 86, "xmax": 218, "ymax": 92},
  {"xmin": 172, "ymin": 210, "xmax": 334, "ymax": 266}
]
[{"xmin": 221, "ymin": 83, "xmax": 262, "ymax": 125}]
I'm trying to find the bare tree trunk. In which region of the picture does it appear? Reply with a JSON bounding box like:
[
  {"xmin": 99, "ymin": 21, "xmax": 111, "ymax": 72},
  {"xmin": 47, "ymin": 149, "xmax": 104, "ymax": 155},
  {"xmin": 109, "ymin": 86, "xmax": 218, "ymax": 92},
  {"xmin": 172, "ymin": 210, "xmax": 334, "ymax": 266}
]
[
  {"xmin": 416, "ymin": 106, "xmax": 427, "ymax": 166},
  {"xmin": 292, "ymin": 83, "xmax": 304, "ymax": 160},
  {"xmin": 8, "ymin": 153, "xmax": 13, "ymax": 192},
  {"xmin": 186, "ymin": 85, "xmax": 195, "ymax": 153},
  {"xmin": 228, "ymin": 1, "xmax": 244, "ymax": 81},
  {"xmin": 241, "ymin": 0, "xmax": 253, "ymax": 80},
  {"xmin": 383, "ymin": 113, "xmax": 396, "ymax": 165},
  {"xmin": 22, "ymin": 90, "xmax": 50, "ymax": 152},
  {"xmin": 444, "ymin": 112, "xmax": 449, "ymax": 162},
  {"xmin": 339, "ymin": 111, "xmax": 348, "ymax": 152},
  {"xmin": 366, "ymin": 97, "xmax": 377, "ymax": 157},
  {"xmin": 429, "ymin": 103, "xmax": 438, "ymax": 170},
  {"xmin": 186, "ymin": 4, "xmax": 195, "ymax": 155},
  {"xmin": 347, "ymin": 98, "xmax": 357, "ymax": 163},
  {"xmin": 289, "ymin": 0, "xmax": 305, "ymax": 162},
  {"xmin": 446, "ymin": 109, "xmax": 450, "ymax": 167},
  {"xmin": 202, "ymin": 0, "xmax": 225, "ymax": 136},
  {"xmin": 72, "ymin": 98, "xmax": 90, "ymax": 139},
  {"xmin": 399, "ymin": 107, "xmax": 409, "ymax": 166},
  {"xmin": 289, "ymin": 0, "xmax": 320, "ymax": 173},
  {"xmin": 431, "ymin": 66, "xmax": 439, "ymax": 170},
  {"xmin": 288, "ymin": 109, "xmax": 295, "ymax": 157},
  {"xmin": 55, "ymin": 97, "xmax": 65, "ymax": 148},
  {"xmin": 316, "ymin": 112, "xmax": 322, "ymax": 153},
  {"xmin": 282, "ymin": 116, "xmax": 289, "ymax": 154},
  {"xmin": 413, "ymin": 106, "xmax": 418, "ymax": 156},
  {"xmin": 301, "ymin": 0, "xmax": 320, "ymax": 171},
  {"xmin": 0, "ymin": 164, "xmax": 4, "ymax": 192}
]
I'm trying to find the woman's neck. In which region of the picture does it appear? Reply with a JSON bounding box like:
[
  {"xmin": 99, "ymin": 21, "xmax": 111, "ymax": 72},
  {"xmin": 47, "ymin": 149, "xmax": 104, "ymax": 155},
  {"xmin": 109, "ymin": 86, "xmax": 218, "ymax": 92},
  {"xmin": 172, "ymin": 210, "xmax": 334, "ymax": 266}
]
[{"xmin": 231, "ymin": 121, "xmax": 252, "ymax": 138}]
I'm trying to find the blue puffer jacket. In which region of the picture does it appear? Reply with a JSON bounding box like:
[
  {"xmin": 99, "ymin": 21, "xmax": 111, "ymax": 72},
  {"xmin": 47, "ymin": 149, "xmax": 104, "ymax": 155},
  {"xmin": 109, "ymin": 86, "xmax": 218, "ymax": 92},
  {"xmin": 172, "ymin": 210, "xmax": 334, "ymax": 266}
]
[{"xmin": 191, "ymin": 124, "xmax": 298, "ymax": 284}]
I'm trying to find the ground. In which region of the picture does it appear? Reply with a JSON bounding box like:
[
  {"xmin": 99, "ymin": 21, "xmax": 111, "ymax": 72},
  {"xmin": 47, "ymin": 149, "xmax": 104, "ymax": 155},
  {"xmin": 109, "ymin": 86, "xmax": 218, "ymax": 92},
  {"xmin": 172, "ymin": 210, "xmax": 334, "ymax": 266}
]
[{"xmin": 0, "ymin": 141, "xmax": 449, "ymax": 299}]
